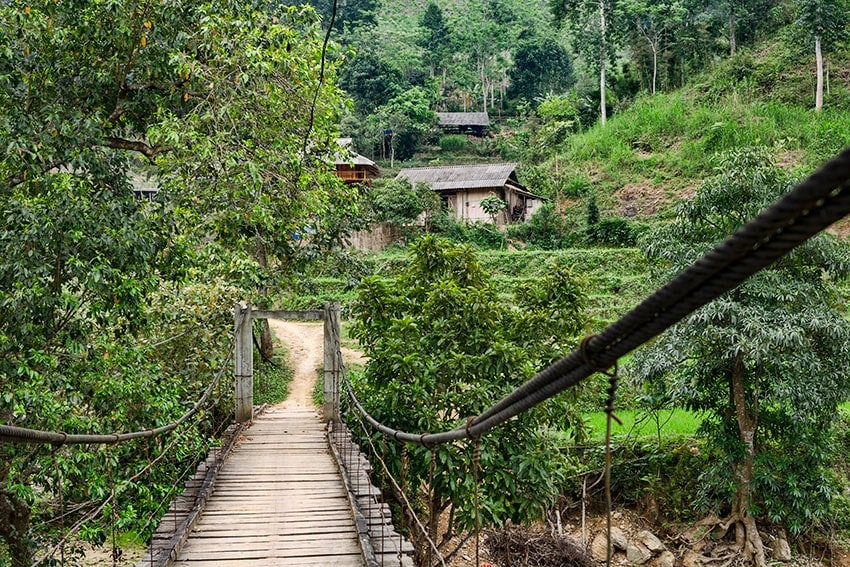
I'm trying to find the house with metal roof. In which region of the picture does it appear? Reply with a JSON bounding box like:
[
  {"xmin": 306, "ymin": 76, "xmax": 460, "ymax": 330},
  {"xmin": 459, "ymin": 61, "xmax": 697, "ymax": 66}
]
[
  {"xmin": 397, "ymin": 163, "xmax": 543, "ymax": 225},
  {"xmin": 436, "ymin": 112, "xmax": 490, "ymax": 136},
  {"xmin": 334, "ymin": 138, "xmax": 380, "ymax": 185}
]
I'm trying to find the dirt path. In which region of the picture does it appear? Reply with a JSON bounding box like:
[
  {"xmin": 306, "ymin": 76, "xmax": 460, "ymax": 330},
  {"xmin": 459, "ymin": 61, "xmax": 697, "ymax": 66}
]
[
  {"xmin": 267, "ymin": 319, "xmax": 366, "ymax": 410},
  {"xmin": 267, "ymin": 320, "xmax": 324, "ymax": 409}
]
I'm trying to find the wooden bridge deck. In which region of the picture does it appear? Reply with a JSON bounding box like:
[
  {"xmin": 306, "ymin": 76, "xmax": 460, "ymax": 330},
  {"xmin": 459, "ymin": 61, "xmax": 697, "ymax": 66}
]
[{"xmin": 172, "ymin": 406, "xmax": 365, "ymax": 567}]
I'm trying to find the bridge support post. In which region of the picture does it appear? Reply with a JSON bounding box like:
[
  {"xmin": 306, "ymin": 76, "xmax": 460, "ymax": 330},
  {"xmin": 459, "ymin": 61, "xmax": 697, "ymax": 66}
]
[
  {"xmin": 234, "ymin": 301, "xmax": 253, "ymax": 423},
  {"xmin": 323, "ymin": 301, "xmax": 341, "ymax": 423}
]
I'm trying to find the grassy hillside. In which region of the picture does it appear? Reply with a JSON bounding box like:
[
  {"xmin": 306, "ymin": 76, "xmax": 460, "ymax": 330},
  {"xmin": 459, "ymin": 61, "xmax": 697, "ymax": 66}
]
[
  {"xmin": 283, "ymin": 247, "xmax": 655, "ymax": 329},
  {"xmin": 520, "ymin": 34, "xmax": 850, "ymax": 236}
]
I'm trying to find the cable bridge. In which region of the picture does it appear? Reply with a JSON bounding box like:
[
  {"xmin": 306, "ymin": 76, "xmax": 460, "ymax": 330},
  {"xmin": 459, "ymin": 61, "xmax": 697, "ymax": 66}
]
[
  {"xmin": 2, "ymin": 148, "xmax": 850, "ymax": 567},
  {"xmin": 140, "ymin": 304, "xmax": 414, "ymax": 567}
]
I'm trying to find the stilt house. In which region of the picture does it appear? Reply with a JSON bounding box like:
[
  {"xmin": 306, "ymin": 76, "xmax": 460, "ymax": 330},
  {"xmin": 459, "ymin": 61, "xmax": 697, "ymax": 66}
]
[{"xmin": 397, "ymin": 163, "xmax": 543, "ymax": 225}]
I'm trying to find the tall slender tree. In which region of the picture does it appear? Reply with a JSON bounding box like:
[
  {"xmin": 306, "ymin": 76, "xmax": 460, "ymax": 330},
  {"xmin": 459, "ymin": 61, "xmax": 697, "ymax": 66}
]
[
  {"xmin": 796, "ymin": 0, "xmax": 848, "ymax": 111},
  {"xmin": 418, "ymin": 2, "xmax": 452, "ymax": 84},
  {"xmin": 621, "ymin": 0, "xmax": 686, "ymax": 94},
  {"xmin": 551, "ymin": 0, "xmax": 621, "ymax": 125}
]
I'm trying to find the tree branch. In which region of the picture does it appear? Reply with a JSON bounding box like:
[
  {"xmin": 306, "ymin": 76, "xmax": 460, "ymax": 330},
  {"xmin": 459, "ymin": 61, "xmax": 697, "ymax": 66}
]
[
  {"xmin": 102, "ymin": 137, "xmax": 163, "ymax": 161},
  {"xmin": 6, "ymin": 159, "xmax": 66, "ymax": 189}
]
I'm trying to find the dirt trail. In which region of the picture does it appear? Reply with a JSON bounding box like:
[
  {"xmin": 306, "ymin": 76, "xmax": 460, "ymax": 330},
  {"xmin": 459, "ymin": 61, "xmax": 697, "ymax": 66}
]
[{"xmin": 267, "ymin": 319, "xmax": 324, "ymax": 409}]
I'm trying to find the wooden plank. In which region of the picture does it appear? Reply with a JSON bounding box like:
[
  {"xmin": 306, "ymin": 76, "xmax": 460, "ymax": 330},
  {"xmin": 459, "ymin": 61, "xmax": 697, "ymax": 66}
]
[
  {"xmin": 172, "ymin": 555, "xmax": 364, "ymax": 567},
  {"xmin": 169, "ymin": 407, "xmax": 365, "ymax": 566},
  {"xmin": 251, "ymin": 309, "xmax": 324, "ymax": 321}
]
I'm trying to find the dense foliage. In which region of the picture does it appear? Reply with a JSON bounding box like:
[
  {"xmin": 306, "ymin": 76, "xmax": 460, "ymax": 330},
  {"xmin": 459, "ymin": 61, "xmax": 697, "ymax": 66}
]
[
  {"xmin": 630, "ymin": 149, "xmax": 850, "ymax": 564},
  {"xmin": 2, "ymin": 0, "xmax": 850, "ymax": 563},
  {"xmin": 348, "ymin": 237, "xmax": 590, "ymax": 548},
  {"xmin": 0, "ymin": 0, "xmax": 348, "ymax": 563}
]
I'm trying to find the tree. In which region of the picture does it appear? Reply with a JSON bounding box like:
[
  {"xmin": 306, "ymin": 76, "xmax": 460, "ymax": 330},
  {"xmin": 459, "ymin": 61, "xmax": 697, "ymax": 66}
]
[
  {"xmin": 418, "ymin": 2, "xmax": 452, "ymax": 83},
  {"xmin": 717, "ymin": 0, "xmax": 779, "ymax": 56},
  {"xmin": 367, "ymin": 87, "xmax": 437, "ymax": 163},
  {"xmin": 480, "ymin": 194, "xmax": 507, "ymax": 224},
  {"xmin": 365, "ymin": 178, "xmax": 441, "ymax": 237},
  {"xmin": 620, "ymin": 0, "xmax": 686, "ymax": 94},
  {"xmin": 149, "ymin": 4, "xmax": 354, "ymax": 359},
  {"xmin": 631, "ymin": 149, "xmax": 850, "ymax": 565},
  {"xmin": 1, "ymin": 1, "xmax": 349, "ymax": 560},
  {"xmin": 449, "ymin": 0, "xmax": 514, "ymax": 111},
  {"xmin": 506, "ymin": 35, "xmax": 576, "ymax": 103},
  {"xmin": 551, "ymin": 0, "xmax": 622, "ymax": 125},
  {"xmin": 350, "ymin": 237, "xmax": 589, "ymax": 557},
  {"xmin": 339, "ymin": 50, "xmax": 404, "ymax": 113},
  {"xmin": 795, "ymin": 0, "xmax": 848, "ymax": 111},
  {"xmin": 311, "ymin": 0, "xmax": 378, "ymax": 33}
]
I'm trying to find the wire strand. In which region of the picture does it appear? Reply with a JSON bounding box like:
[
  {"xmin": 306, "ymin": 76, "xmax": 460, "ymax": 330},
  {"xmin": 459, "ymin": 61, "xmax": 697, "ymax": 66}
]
[{"xmin": 1, "ymin": 311, "xmax": 247, "ymax": 445}]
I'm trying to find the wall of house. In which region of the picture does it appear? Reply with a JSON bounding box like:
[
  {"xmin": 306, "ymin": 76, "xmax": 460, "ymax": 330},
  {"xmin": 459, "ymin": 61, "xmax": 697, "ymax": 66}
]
[
  {"xmin": 526, "ymin": 198, "xmax": 543, "ymax": 218},
  {"xmin": 445, "ymin": 188, "xmax": 542, "ymax": 225},
  {"xmin": 455, "ymin": 189, "xmax": 497, "ymax": 224}
]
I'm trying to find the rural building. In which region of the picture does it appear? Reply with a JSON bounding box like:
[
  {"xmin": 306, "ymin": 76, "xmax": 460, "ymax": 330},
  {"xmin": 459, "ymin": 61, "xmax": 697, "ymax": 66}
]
[
  {"xmin": 130, "ymin": 171, "xmax": 160, "ymax": 201},
  {"xmin": 436, "ymin": 112, "xmax": 490, "ymax": 136},
  {"xmin": 397, "ymin": 163, "xmax": 543, "ymax": 225},
  {"xmin": 334, "ymin": 138, "xmax": 380, "ymax": 185}
]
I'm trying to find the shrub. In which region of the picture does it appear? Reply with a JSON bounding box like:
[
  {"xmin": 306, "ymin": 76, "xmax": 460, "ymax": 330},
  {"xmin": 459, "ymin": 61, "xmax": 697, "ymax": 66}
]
[
  {"xmin": 439, "ymin": 134, "xmax": 469, "ymax": 153},
  {"xmin": 441, "ymin": 221, "xmax": 506, "ymax": 249},
  {"xmin": 507, "ymin": 204, "xmax": 579, "ymax": 250},
  {"xmin": 587, "ymin": 217, "xmax": 647, "ymax": 247}
]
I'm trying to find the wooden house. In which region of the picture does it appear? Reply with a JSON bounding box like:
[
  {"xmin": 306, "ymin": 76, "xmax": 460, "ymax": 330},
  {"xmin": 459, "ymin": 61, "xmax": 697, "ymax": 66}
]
[
  {"xmin": 436, "ymin": 112, "xmax": 490, "ymax": 136},
  {"xmin": 397, "ymin": 163, "xmax": 543, "ymax": 225},
  {"xmin": 334, "ymin": 138, "xmax": 380, "ymax": 184}
]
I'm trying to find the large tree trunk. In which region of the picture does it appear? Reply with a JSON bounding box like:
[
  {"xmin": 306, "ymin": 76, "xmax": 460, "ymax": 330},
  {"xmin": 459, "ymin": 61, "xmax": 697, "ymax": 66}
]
[
  {"xmin": 0, "ymin": 487, "xmax": 32, "ymax": 567},
  {"xmin": 815, "ymin": 36, "xmax": 823, "ymax": 111},
  {"xmin": 599, "ymin": 0, "xmax": 607, "ymax": 125},
  {"xmin": 730, "ymin": 355, "xmax": 766, "ymax": 567}
]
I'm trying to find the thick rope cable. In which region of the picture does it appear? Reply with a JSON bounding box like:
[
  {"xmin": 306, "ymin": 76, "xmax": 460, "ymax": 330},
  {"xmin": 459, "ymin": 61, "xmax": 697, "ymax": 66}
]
[
  {"xmin": 0, "ymin": 311, "xmax": 247, "ymax": 445},
  {"xmin": 342, "ymin": 147, "xmax": 850, "ymax": 447}
]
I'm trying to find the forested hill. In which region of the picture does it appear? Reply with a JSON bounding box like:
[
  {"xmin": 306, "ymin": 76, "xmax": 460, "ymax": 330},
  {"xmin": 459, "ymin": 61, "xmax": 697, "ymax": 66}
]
[{"xmin": 305, "ymin": 0, "xmax": 850, "ymax": 192}]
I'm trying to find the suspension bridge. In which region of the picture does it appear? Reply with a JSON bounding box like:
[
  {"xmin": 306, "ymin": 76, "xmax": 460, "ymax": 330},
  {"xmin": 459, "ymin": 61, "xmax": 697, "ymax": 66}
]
[
  {"xmin": 139, "ymin": 305, "xmax": 415, "ymax": 567},
  {"xmin": 1, "ymin": 148, "xmax": 849, "ymax": 566}
]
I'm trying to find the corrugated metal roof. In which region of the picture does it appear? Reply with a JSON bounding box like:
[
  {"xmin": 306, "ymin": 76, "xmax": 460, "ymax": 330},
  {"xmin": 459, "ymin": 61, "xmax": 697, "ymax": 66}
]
[
  {"xmin": 436, "ymin": 112, "xmax": 491, "ymax": 127},
  {"xmin": 397, "ymin": 163, "xmax": 518, "ymax": 191},
  {"xmin": 334, "ymin": 138, "xmax": 377, "ymax": 167}
]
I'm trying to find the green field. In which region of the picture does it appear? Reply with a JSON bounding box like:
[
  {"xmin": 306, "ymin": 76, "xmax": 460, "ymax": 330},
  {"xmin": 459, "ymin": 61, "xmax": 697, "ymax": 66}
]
[
  {"xmin": 584, "ymin": 402, "xmax": 850, "ymax": 443},
  {"xmin": 584, "ymin": 408, "xmax": 702, "ymax": 441}
]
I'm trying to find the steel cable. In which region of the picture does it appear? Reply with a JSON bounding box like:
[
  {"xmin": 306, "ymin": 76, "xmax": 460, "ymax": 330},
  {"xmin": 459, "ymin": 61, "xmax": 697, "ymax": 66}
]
[
  {"xmin": 0, "ymin": 310, "xmax": 248, "ymax": 445},
  {"xmin": 342, "ymin": 147, "xmax": 850, "ymax": 447}
]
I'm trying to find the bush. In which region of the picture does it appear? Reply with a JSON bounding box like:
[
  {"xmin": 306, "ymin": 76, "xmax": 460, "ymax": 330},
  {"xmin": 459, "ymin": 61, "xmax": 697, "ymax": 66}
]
[
  {"xmin": 439, "ymin": 134, "xmax": 469, "ymax": 153},
  {"xmin": 440, "ymin": 221, "xmax": 506, "ymax": 249},
  {"xmin": 587, "ymin": 217, "xmax": 647, "ymax": 247},
  {"xmin": 561, "ymin": 437, "xmax": 719, "ymax": 522},
  {"xmin": 507, "ymin": 204, "xmax": 579, "ymax": 250},
  {"xmin": 366, "ymin": 178, "xmax": 425, "ymax": 226}
]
